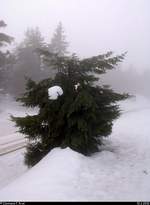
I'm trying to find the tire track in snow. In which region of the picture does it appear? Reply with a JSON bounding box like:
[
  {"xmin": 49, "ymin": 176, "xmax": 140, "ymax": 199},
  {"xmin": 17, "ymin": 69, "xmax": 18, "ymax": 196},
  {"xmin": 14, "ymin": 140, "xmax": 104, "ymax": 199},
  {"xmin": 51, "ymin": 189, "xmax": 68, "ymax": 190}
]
[
  {"xmin": 0, "ymin": 141, "xmax": 26, "ymax": 156},
  {"xmin": 0, "ymin": 137, "xmax": 25, "ymax": 146}
]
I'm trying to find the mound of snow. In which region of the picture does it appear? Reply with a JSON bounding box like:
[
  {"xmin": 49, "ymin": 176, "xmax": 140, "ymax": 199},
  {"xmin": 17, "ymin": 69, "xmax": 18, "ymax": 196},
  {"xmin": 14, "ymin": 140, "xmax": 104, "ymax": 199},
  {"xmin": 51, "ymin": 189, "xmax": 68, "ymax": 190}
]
[
  {"xmin": 0, "ymin": 148, "xmax": 85, "ymax": 201},
  {"xmin": 0, "ymin": 149, "xmax": 27, "ymax": 190},
  {"xmin": 48, "ymin": 86, "xmax": 63, "ymax": 100}
]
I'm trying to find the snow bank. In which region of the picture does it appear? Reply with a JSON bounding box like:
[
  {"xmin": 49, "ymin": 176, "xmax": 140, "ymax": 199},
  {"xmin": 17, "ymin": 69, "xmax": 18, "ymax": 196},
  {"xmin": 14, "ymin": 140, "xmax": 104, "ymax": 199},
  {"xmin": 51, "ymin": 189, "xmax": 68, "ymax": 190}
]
[
  {"xmin": 0, "ymin": 95, "xmax": 150, "ymax": 201},
  {"xmin": 0, "ymin": 149, "xmax": 27, "ymax": 190},
  {"xmin": 48, "ymin": 86, "xmax": 63, "ymax": 100},
  {"xmin": 0, "ymin": 148, "xmax": 85, "ymax": 201}
]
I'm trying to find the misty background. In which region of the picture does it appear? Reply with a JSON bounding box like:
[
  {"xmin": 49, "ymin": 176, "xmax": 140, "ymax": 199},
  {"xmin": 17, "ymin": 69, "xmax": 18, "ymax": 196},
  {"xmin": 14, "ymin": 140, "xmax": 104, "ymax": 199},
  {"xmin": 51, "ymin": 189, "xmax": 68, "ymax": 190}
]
[{"xmin": 0, "ymin": 0, "xmax": 150, "ymax": 98}]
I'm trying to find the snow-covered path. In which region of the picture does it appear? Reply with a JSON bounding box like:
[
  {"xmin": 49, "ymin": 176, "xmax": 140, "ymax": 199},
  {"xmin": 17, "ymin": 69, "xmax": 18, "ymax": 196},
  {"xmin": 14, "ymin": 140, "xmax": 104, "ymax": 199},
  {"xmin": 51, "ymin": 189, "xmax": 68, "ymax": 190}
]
[{"xmin": 0, "ymin": 95, "xmax": 150, "ymax": 201}]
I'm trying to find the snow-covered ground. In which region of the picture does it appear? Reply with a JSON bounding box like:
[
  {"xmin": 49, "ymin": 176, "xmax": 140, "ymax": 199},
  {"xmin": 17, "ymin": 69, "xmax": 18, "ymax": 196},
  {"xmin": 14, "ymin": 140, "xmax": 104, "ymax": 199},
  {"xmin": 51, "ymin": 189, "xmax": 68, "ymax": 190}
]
[
  {"xmin": 0, "ymin": 148, "xmax": 27, "ymax": 190},
  {"xmin": 0, "ymin": 94, "xmax": 150, "ymax": 201},
  {"xmin": 0, "ymin": 94, "xmax": 37, "ymax": 188}
]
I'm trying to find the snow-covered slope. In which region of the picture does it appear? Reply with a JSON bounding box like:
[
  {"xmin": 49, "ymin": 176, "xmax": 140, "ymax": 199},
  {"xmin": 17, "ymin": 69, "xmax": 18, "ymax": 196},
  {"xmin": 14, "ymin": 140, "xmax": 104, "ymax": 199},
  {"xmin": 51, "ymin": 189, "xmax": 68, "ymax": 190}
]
[{"xmin": 0, "ymin": 95, "xmax": 150, "ymax": 201}]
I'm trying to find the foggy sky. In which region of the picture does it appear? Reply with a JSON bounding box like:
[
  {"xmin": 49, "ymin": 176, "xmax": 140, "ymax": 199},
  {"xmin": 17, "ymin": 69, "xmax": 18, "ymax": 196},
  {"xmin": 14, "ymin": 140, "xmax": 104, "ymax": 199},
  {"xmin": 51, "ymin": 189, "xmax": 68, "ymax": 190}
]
[{"xmin": 1, "ymin": 0, "xmax": 150, "ymax": 72}]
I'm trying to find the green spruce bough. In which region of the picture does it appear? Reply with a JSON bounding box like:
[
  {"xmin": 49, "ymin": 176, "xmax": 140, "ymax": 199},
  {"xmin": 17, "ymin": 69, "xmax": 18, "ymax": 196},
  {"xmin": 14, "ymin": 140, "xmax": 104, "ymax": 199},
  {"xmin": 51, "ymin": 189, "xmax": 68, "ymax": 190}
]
[{"xmin": 11, "ymin": 51, "xmax": 129, "ymax": 167}]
